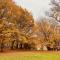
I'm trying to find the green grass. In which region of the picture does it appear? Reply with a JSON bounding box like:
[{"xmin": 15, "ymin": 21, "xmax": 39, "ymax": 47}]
[{"xmin": 0, "ymin": 51, "xmax": 60, "ymax": 60}]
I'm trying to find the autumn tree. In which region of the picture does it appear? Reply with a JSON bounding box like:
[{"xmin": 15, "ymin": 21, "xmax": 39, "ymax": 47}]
[
  {"xmin": 45, "ymin": 0, "xmax": 60, "ymax": 50},
  {"xmin": 0, "ymin": 20, "xmax": 5, "ymax": 52},
  {"xmin": 36, "ymin": 18, "xmax": 60, "ymax": 50},
  {"xmin": 0, "ymin": 0, "xmax": 34, "ymax": 51}
]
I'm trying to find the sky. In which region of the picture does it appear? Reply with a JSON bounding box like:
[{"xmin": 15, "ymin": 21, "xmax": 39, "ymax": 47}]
[{"xmin": 13, "ymin": 0, "xmax": 50, "ymax": 19}]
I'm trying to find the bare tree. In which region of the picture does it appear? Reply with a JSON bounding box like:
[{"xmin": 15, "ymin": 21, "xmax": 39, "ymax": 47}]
[{"xmin": 48, "ymin": 0, "xmax": 60, "ymax": 22}]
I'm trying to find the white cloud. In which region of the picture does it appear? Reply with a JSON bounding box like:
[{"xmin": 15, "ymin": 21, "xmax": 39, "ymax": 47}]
[{"xmin": 13, "ymin": 0, "xmax": 50, "ymax": 19}]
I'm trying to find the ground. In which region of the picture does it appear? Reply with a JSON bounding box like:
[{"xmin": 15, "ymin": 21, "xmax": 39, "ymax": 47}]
[{"xmin": 0, "ymin": 51, "xmax": 60, "ymax": 60}]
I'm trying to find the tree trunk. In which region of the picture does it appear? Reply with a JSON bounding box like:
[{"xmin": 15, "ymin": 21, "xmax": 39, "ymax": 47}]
[
  {"xmin": 15, "ymin": 41, "xmax": 18, "ymax": 49},
  {"xmin": 11, "ymin": 40, "xmax": 15, "ymax": 49},
  {"xmin": 0, "ymin": 42, "xmax": 4, "ymax": 52},
  {"xmin": 20, "ymin": 43, "xmax": 23, "ymax": 49}
]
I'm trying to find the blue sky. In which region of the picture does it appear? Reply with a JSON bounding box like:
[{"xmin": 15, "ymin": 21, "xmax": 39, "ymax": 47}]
[{"xmin": 13, "ymin": 0, "xmax": 50, "ymax": 19}]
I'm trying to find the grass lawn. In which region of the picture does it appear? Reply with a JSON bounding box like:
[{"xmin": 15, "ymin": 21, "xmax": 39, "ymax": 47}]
[{"xmin": 0, "ymin": 51, "xmax": 60, "ymax": 60}]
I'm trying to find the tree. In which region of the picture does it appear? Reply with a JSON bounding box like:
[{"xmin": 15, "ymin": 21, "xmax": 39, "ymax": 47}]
[
  {"xmin": 46, "ymin": 0, "xmax": 60, "ymax": 50},
  {"xmin": 0, "ymin": 0, "xmax": 34, "ymax": 51},
  {"xmin": 36, "ymin": 18, "xmax": 59, "ymax": 50},
  {"xmin": 48, "ymin": 0, "xmax": 60, "ymax": 22}
]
